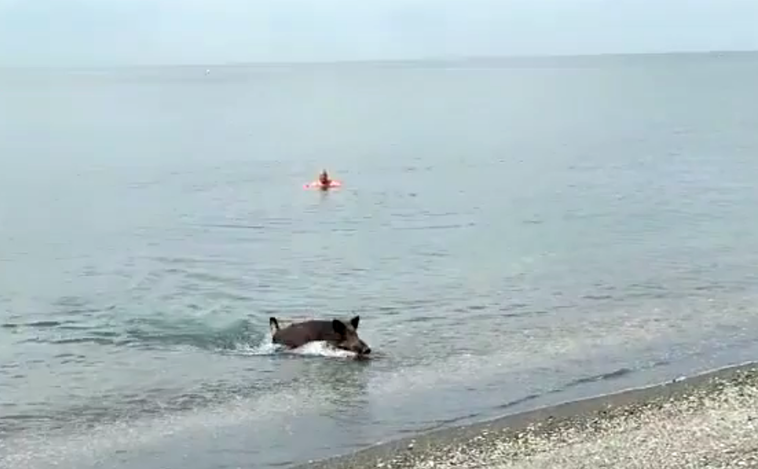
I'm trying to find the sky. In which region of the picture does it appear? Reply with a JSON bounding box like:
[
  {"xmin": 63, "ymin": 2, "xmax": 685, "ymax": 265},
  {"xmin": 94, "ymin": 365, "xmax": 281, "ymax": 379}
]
[{"xmin": 1, "ymin": 0, "xmax": 758, "ymax": 67}]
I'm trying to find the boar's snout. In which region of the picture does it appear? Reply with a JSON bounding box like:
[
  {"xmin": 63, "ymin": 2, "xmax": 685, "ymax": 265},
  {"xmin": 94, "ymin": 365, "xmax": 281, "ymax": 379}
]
[{"xmin": 332, "ymin": 316, "xmax": 373, "ymax": 357}]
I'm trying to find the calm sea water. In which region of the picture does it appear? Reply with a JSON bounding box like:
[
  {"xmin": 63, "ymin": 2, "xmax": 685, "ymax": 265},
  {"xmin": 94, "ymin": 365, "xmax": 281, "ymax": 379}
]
[{"xmin": 2, "ymin": 53, "xmax": 758, "ymax": 469}]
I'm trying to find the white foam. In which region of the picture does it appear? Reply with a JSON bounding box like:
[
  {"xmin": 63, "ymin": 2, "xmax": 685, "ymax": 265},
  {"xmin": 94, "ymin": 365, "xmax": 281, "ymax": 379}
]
[
  {"xmin": 230, "ymin": 336, "xmax": 356, "ymax": 359},
  {"xmin": 289, "ymin": 340, "xmax": 357, "ymax": 359},
  {"xmin": 231, "ymin": 338, "xmax": 282, "ymax": 356}
]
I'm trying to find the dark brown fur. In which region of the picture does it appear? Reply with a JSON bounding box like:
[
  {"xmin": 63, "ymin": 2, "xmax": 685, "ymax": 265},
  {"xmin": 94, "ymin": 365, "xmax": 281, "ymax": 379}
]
[{"xmin": 269, "ymin": 316, "xmax": 371, "ymax": 356}]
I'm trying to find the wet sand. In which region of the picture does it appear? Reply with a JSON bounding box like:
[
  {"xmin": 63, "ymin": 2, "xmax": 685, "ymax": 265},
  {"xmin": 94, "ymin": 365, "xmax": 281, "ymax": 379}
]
[{"xmin": 299, "ymin": 362, "xmax": 758, "ymax": 469}]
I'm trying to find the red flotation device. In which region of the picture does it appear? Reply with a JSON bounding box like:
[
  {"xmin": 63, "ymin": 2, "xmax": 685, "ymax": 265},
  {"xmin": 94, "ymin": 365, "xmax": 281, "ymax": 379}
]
[{"xmin": 304, "ymin": 180, "xmax": 342, "ymax": 190}]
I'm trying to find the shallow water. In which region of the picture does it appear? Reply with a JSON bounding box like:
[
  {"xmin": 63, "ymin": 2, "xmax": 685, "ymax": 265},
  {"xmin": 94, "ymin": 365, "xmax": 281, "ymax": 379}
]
[{"xmin": 2, "ymin": 53, "xmax": 758, "ymax": 468}]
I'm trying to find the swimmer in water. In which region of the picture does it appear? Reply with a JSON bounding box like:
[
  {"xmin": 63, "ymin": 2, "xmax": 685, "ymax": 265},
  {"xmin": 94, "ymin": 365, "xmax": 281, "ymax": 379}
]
[{"xmin": 318, "ymin": 169, "xmax": 331, "ymax": 186}]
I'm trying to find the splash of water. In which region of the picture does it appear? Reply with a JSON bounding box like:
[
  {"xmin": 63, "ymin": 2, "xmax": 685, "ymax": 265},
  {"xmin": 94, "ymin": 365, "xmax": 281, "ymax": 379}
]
[
  {"xmin": 233, "ymin": 336, "xmax": 357, "ymax": 359},
  {"xmin": 290, "ymin": 340, "xmax": 357, "ymax": 359}
]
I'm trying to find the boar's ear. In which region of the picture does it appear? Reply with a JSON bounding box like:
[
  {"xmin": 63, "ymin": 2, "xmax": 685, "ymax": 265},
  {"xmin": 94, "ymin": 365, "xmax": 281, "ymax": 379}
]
[
  {"xmin": 349, "ymin": 315, "xmax": 360, "ymax": 330},
  {"xmin": 332, "ymin": 319, "xmax": 347, "ymax": 335},
  {"xmin": 269, "ymin": 317, "xmax": 280, "ymax": 333}
]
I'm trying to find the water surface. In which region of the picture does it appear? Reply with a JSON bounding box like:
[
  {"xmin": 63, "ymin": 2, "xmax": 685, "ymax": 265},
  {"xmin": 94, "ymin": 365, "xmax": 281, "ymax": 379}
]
[{"xmin": 2, "ymin": 52, "xmax": 758, "ymax": 468}]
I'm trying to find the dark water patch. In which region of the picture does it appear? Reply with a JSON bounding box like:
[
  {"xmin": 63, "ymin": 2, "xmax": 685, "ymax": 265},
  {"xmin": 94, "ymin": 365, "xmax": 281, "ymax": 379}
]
[
  {"xmin": 401, "ymin": 165, "xmax": 434, "ymax": 173},
  {"xmin": 201, "ymin": 223, "xmax": 266, "ymax": 231},
  {"xmin": 2, "ymin": 319, "xmax": 78, "ymax": 329},
  {"xmin": 396, "ymin": 298, "xmax": 445, "ymax": 310},
  {"xmin": 502, "ymin": 302, "xmax": 529, "ymax": 310},
  {"xmin": 62, "ymin": 305, "xmax": 117, "ymax": 316},
  {"xmin": 566, "ymin": 367, "xmax": 634, "ymax": 386},
  {"xmin": 495, "ymin": 303, "xmax": 540, "ymax": 318},
  {"xmin": 90, "ymin": 330, "xmax": 120, "ymax": 338},
  {"xmin": 164, "ymin": 267, "xmax": 185, "ymax": 275},
  {"xmin": 420, "ymin": 210, "xmax": 462, "ymax": 218},
  {"xmin": 494, "ymin": 393, "xmax": 542, "ymax": 411},
  {"xmin": 508, "ymin": 309, "xmax": 551, "ymax": 318},
  {"xmin": 405, "ymin": 315, "xmax": 438, "ymax": 324},
  {"xmin": 17, "ymin": 337, "xmax": 46, "ymax": 344},
  {"xmin": 261, "ymin": 216, "xmax": 295, "ymax": 228},
  {"xmin": 581, "ymin": 294, "xmax": 615, "ymax": 301},
  {"xmin": 693, "ymin": 283, "xmax": 727, "ymax": 292},
  {"xmin": 321, "ymin": 226, "xmax": 359, "ymax": 235},
  {"xmin": 150, "ymin": 255, "xmax": 223, "ymax": 267},
  {"xmin": 451, "ymin": 304, "xmax": 491, "ymax": 314},
  {"xmin": 629, "ymin": 283, "xmax": 668, "ymax": 291},
  {"xmin": 422, "ymin": 411, "xmax": 483, "ymax": 433},
  {"xmin": 416, "ymin": 250, "xmax": 448, "ymax": 258},
  {"xmin": 269, "ymin": 461, "xmax": 298, "ymax": 468},
  {"xmin": 58, "ymin": 324, "xmax": 97, "ymax": 331},
  {"xmin": 52, "ymin": 296, "xmax": 90, "ymax": 308},
  {"xmin": 25, "ymin": 320, "xmax": 64, "ymax": 328},
  {"xmin": 53, "ymin": 352, "xmax": 85, "ymax": 358},
  {"xmin": 398, "ymin": 223, "xmax": 475, "ymax": 231},
  {"xmin": 54, "ymin": 353, "xmax": 88, "ymax": 364},
  {"xmin": 623, "ymin": 290, "xmax": 672, "ymax": 300},
  {"xmin": 52, "ymin": 337, "xmax": 119, "ymax": 346},
  {"xmin": 1, "ymin": 413, "xmax": 52, "ymax": 422},
  {"xmin": 498, "ymin": 311, "xmax": 528, "ymax": 318},
  {"xmin": 375, "ymin": 306, "xmax": 401, "ymax": 316}
]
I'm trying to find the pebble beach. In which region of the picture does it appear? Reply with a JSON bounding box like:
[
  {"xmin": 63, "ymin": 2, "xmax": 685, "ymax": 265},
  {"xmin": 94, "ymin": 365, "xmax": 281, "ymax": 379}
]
[{"xmin": 302, "ymin": 363, "xmax": 758, "ymax": 469}]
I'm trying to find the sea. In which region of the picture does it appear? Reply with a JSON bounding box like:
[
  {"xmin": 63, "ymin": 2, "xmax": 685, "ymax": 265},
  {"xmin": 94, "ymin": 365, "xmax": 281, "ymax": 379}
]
[{"xmin": 2, "ymin": 52, "xmax": 758, "ymax": 469}]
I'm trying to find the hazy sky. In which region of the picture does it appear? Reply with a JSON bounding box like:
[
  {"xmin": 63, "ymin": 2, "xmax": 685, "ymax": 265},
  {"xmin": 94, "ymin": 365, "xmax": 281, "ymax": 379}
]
[{"xmin": 1, "ymin": 0, "xmax": 758, "ymax": 67}]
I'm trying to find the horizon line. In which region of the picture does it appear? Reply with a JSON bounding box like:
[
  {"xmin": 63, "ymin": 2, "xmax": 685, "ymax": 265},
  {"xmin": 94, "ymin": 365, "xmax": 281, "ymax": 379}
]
[{"xmin": 2, "ymin": 47, "xmax": 757, "ymax": 72}]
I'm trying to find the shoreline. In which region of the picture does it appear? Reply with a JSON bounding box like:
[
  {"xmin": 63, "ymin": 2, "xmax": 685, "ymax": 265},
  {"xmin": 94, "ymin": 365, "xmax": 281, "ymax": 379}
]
[{"xmin": 298, "ymin": 360, "xmax": 758, "ymax": 469}]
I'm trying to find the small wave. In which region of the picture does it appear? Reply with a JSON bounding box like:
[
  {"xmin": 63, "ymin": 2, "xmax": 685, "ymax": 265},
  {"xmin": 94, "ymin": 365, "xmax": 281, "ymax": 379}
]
[
  {"xmin": 199, "ymin": 223, "xmax": 266, "ymax": 231},
  {"xmin": 581, "ymin": 294, "xmax": 615, "ymax": 301},
  {"xmin": 565, "ymin": 367, "xmax": 634, "ymax": 387},
  {"xmin": 503, "ymin": 363, "xmax": 671, "ymax": 411},
  {"xmin": 1, "ymin": 320, "xmax": 76, "ymax": 329},
  {"xmin": 52, "ymin": 337, "xmax": 120, "ymax": 346}
]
